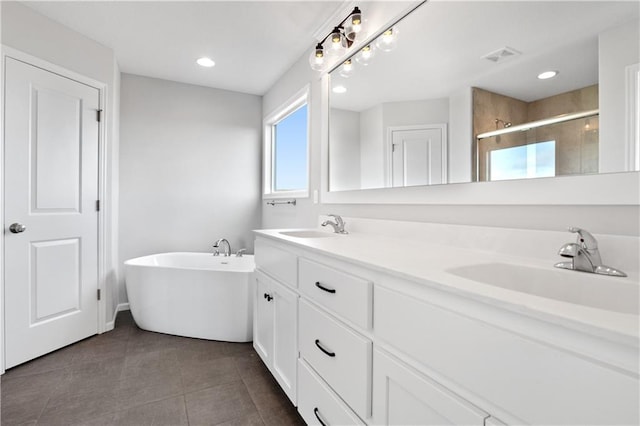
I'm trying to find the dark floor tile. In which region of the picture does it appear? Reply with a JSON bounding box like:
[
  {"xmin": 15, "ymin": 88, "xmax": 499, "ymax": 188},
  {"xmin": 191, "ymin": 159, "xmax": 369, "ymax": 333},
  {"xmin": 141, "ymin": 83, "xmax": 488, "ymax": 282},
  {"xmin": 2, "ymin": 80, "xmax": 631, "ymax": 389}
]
[
  {"xmin": 260, "ymin": 406, "xmax": 305, "ymax": 426},
  {"xmin": 92, "ymin": 395, "xmax": 189, "ymax": 426},
  {"xmin": 185, "ymin": 380, "xmax": 259, "ymax": 426},
  {"xmin": 233, "ymin": 352, "xmax": 272, "ymax": 384},
  {"xmin": 174, "ymin": 338, "xmax": 229, "ymax": 364},
  {"xmin": 125, "ymin": 329, "xmax": 185, "ymax": 356},
  {"xmin": 70, "ymin": 338, "xmax": 128, "ymax": 365},
  {"xmin": 51, "ymin": 357, "xmax": 124, "ymax": 399},
  {"xmin": 121, "ymin": 348, "xmax": 178, "ymax": 376},
  {"xmin": 37, "ymin": 389, "xmax": 119, "ymax": 426},
  {"xmin": 0, "ymin": 369, "xmax": 67, "ymax": 425},
  {"xmin": 2, "ymin": 344, "xmax": 75, "ymax": 379},
  {"xmin": 223, "ymin": 342, "xmax": 256, "ymax": 357},
  {"xmin": 245, "ymin": 373, "xmax": 295, "ymax": 419},
  {"xmin": 179, "ymin": 356, "xmax": 240, "ymax": 394},
  {"xmin": 216, "ymin": 412, "xmax": 265, "ymax": 426}
]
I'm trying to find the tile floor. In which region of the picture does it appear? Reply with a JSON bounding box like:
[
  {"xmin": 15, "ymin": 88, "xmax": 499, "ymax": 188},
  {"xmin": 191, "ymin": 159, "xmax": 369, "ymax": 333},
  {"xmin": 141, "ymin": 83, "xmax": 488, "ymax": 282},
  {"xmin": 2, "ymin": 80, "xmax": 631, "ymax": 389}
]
[{"xmin": 1, "ymin": 311, "xmax": 304, "ymax": 426}]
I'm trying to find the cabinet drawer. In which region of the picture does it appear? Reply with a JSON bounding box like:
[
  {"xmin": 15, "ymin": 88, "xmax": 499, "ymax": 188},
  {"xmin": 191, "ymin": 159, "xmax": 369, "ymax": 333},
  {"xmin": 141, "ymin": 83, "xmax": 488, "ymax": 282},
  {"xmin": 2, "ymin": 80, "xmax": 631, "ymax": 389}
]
[
  {"xmin": 299, "ymin": 258, "xmax": 372, "ymax": 329},
  {"xmin": 254, "ymin": 238, "xmax": 297, "ymax": 288},
  {"xmin": 375, "ymin": 284, "xmax": 640, "ymax": 425},
  {"xmin": 298, "ymin": 359, "xmax": 365, "ymax": 426},
  {"xmin": 299, "ymin": 300, "xmax": 372, "ymax": 419}
]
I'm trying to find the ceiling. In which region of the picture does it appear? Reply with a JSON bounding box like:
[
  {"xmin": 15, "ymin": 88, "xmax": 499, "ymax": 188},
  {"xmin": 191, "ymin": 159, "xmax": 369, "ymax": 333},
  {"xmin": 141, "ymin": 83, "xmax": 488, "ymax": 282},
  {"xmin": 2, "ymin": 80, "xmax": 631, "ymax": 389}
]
[{"xmin": 23, "ymin": 1, "xmax": 344, "ymax": 95}]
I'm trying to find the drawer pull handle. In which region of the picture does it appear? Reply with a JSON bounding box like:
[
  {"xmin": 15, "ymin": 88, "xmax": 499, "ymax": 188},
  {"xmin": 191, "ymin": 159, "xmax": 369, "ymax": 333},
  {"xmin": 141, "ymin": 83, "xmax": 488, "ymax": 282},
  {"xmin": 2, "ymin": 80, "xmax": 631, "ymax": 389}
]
[
  {"xmin": 314, "ymin": 407, "xmax": 329, "ymax": 426},
  {"xmin": 315, "ymin": 339, "xmax": 335, "ymax": 357},
  {"xmin": 315, "ymin": 281, "xmax": 336, "ymax": 294}
]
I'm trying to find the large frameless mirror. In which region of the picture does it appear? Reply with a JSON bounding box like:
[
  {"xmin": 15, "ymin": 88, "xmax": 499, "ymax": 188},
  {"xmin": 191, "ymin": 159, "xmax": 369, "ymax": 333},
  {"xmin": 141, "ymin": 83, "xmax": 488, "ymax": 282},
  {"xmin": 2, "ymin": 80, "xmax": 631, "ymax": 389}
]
[{"xmin": 327, "ymin": 1, "xmax": 640, "ymax": 192}]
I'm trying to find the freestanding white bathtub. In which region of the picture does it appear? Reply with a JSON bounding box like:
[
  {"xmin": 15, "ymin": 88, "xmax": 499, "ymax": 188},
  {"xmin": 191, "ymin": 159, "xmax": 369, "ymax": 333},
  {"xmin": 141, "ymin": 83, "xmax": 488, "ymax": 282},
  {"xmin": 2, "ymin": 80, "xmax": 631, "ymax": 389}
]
[{"xmin": 124, "ymin": 252, "xmax": 255, "ymax": 342}]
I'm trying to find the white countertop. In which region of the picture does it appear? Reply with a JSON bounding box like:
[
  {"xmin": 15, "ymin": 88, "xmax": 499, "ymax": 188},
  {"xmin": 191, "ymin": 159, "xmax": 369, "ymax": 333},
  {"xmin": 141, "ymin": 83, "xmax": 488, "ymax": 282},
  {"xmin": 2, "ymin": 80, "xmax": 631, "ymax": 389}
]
[{"xmin": 254, "ymin": 228, "xmax": 640, "ymax": 345}]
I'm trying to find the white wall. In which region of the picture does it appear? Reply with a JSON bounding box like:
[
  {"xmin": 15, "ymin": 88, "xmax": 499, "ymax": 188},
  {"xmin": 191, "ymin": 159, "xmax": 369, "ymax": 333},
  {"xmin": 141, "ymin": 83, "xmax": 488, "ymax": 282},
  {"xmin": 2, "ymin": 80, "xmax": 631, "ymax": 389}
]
[
  {"xmin": 262, "ymin": 4, "xmax": 640, "ymax": 237},
  {"xmin": 1, "ymin": 2, "xmax": 120, "ymax": 326},
  {"xmin": 360, "ymin": 105, "xmax": 384, "ymax": 188},
  {"xmin": 599, "ymin": 19, "xmax": 640, "ymax": 173},
  {"xmin": 382, "ymin": 98, "xmax": 449, "ymax": 129},
  {"xmin": 119, "ymin": 74, "xmax": 262, "ymax": 303},
  {"xmin": 448, "ymin": 87, "xmax": 473, "ymax": 183},
  {"xmin": 330, "ymin": 108, "xmax": 361, "ymax": 191}
]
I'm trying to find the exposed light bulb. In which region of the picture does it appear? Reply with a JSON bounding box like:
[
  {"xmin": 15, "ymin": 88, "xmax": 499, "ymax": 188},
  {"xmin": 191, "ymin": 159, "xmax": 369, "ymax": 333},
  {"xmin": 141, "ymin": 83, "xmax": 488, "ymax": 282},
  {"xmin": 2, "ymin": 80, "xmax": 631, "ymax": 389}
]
[
  {"xmin": 339, "ymin": 59, "xmax": 354, "ymax": 78},
  {"xmin": 327, "ymin": 27, "xmax": 346, "ymax": 57},
  {"xmin": 196, "ymin": 57, "xmax": 215, "ymax": 67},
  {"xmin": 355, "ymin": 44, "xmax": 375, "ymax": 66},
  {"xmin": 309, "ymin": 43, "xmax": 326, "ymax": 71},
  {"xmin": 344, "ymin": 7, "xmax": 362, "ymax": 41},
  {"xmin": 375, "ymin": 27, "xmax": 398, "ymax": 52}
]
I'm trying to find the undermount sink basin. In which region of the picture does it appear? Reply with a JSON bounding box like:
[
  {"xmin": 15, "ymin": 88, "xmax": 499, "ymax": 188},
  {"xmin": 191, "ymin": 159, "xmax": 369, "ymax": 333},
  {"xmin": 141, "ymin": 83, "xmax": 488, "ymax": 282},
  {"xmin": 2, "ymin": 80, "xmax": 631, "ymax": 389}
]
[
  {"xmin": 279, "ymin": 230, "xmax": 338, "ymax": 239},
  {"xmin": 447, "ymin": 263, "xmax": 639, "ymax": 315}
]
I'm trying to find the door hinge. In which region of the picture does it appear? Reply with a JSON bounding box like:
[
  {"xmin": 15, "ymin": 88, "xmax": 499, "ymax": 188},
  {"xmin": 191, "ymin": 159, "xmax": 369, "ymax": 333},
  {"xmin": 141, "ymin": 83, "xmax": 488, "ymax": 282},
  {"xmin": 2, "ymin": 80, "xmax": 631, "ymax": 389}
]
[
  {"xmin": 97, "ymin": 289, "xmax": 101, "ymax": 301},
  {"xmin": 96, "ymin": 109, "xmax": 103, "ymax": 122},
  {"xmin": 96, "ymin": 200, "xmax": 100, "ymax": 212}
]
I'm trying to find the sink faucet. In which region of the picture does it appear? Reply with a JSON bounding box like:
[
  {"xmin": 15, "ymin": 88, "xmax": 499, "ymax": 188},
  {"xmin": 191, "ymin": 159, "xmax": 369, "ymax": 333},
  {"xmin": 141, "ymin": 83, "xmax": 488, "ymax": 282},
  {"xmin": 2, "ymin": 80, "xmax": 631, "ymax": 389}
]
[
  {"xmin": 213, "ymin": 238, "xmax": 231, "ymax": 257},
  {"xmin": 554, "ymin": 227, "xmax": 626, "ymax": 277},
  {"xmin": 321, "ymin": 214, "xmax": 348, "ymax": 234}
]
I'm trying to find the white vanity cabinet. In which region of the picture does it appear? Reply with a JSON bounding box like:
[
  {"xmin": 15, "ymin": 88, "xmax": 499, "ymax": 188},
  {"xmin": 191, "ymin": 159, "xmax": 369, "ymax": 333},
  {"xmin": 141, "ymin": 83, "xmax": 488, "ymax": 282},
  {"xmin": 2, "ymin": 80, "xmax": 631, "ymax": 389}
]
[
  {"xmin": 253, "ymin": 231, "xmax": 639, "ymax": 426},
  {"xmin": 253, "ymin": 239, "xmax": 299, "ymax": 404}
]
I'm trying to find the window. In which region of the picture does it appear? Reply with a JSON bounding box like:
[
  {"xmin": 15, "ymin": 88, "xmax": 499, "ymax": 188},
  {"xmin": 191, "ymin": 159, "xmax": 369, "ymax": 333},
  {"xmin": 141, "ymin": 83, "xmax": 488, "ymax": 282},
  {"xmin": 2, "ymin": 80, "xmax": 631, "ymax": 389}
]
[
  {"xmin": 263, "ymin": 86, "xmax": 309, "ymax": 198},
  {"xmin": 488, "ymin": 140, "xmax": 556, "ymax": 181}
]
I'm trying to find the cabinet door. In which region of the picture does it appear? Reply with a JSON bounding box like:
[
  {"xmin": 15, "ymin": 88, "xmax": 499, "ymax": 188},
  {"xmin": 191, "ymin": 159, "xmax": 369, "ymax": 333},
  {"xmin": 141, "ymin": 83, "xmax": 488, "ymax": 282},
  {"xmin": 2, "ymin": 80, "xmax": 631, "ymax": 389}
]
[
  {"xmin": 253, "ymin": 274, "xmax": 273, "ymax": 365},
  {"xmin": 272, "ymin": 279, "xmax": 298, "ymax": 404},
  {"xmin": 372, "ymin": 349, "xmax": 488, "ymax": 426}
]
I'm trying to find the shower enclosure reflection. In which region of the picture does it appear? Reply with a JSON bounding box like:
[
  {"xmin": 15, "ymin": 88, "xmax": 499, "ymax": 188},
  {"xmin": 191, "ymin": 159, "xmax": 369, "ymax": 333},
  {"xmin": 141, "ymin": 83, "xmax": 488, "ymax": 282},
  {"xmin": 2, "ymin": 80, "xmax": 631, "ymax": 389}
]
[{"xmin": 477, "ymin": 112, "xmax": 599, "ymax": 182}]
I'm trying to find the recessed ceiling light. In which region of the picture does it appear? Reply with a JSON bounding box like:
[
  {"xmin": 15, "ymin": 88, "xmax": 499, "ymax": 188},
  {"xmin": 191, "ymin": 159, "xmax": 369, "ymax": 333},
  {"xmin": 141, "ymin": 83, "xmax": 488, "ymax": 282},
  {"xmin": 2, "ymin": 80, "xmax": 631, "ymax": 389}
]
[
  {"xmin": 197, "ymin": 57, "xmax": 215, "ymax": 68},
  {"xmin": 537, "ymin": 70, "xmax": 558, "ymax": 80},
  {"xmin": 332, "ymin": 85, "xmax": 347, "ymax": 94}
]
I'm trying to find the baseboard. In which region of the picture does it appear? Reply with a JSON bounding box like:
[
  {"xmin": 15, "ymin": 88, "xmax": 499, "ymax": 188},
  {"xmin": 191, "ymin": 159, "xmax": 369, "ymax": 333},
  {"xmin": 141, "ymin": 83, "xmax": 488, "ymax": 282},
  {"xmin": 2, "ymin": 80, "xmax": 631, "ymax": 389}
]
[{"xmin": 104, "ymin": 303, "xmax": 131, "ymax": 332}]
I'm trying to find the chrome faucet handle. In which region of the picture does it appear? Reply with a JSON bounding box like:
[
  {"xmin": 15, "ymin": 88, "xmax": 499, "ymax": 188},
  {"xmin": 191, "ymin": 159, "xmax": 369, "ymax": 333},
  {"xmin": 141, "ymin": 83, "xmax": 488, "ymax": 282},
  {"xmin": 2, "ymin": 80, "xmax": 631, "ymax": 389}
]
[
  {"xmin": 212, "ymin": 248, "xmax": 220, "ymax": 256},
  {"xmin": 236, "ymin": 248, "xmax": 247, "ymax": 257},
  {"xmin": 567, "ymin": 227, "xmax": 598, "ymax": 250},
  {"xmin": 328, "ymin": 214, "xmax": 344, "ymax": 227}
]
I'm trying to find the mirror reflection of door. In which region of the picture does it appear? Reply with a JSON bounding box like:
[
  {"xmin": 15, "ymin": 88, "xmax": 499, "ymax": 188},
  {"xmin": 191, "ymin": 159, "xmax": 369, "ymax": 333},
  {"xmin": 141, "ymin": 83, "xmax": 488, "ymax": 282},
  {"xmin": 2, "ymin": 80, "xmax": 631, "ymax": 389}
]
[{"xmin": 389, "ymin": 125, "xmax": 447, "ymax": 187}]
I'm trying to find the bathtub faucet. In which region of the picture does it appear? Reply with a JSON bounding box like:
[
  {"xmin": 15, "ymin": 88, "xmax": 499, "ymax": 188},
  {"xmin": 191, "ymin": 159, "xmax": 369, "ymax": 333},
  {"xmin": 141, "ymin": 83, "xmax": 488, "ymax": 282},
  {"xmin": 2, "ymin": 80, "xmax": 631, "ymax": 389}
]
[{"xmin": 213, "ymin": 238, "xmax": 231, "ymax": 257}]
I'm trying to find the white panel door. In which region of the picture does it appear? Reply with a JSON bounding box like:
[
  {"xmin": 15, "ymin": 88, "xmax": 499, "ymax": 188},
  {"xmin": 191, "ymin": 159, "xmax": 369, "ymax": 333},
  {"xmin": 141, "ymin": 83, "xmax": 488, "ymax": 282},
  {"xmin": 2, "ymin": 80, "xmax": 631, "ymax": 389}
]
[
  {"xmin": 4, "ymin": 57, "xmax": 100, "ymax": 369},
  {"xmin": 391, "ymin": 126, "xmax": 447, "ymax": 187}
]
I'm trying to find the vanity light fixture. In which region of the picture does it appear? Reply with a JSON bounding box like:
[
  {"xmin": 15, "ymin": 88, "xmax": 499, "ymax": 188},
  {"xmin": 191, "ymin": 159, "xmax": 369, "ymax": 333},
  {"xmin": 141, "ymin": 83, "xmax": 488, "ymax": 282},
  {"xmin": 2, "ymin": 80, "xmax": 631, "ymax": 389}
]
[
  {"xmin": 308, "ymin": 6, "xmax": 363, "ymax": 71},
  {"xmin": 196, "ymin": 57, "xmax": 215, "ymax": 67},
  {"xmin": 537, "ymin": 70, "xmax": 558, "ymax": 80}
]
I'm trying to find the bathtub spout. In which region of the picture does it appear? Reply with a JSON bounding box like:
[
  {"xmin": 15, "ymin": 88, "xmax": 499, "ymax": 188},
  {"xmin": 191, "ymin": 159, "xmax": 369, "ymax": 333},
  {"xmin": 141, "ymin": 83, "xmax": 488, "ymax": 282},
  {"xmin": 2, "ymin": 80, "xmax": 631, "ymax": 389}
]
[{"xmin": 213, "ymin": 238, "xmax": 231, "ymax": 257}]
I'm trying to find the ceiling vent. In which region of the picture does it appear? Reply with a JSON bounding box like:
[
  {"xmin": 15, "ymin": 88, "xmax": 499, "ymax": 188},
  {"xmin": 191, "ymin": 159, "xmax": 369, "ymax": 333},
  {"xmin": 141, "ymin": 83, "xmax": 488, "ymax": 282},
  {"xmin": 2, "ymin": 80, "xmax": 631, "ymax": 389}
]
[{"xmin": 481, "ymin": 46, "xmax": 521, "ymax": 63}]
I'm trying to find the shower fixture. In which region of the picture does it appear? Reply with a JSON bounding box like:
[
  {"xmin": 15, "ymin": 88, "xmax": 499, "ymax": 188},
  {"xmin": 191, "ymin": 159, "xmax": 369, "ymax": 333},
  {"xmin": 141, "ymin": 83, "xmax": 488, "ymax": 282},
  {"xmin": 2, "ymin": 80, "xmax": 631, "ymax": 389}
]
[{"xmin": 495, "ymin": 118, "xmax": 512, "ymax": 129}]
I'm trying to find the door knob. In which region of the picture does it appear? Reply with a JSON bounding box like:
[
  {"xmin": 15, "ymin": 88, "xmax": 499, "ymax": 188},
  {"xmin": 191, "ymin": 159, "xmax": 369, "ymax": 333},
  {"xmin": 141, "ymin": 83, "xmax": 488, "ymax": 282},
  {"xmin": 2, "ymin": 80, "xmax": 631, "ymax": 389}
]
[{"xmin": 9, "ymin": 223, "xmax": 26, "ymax": 234}]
